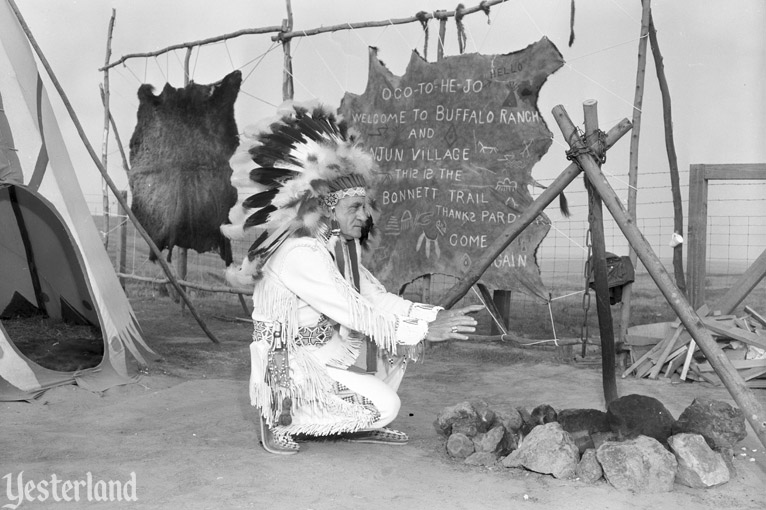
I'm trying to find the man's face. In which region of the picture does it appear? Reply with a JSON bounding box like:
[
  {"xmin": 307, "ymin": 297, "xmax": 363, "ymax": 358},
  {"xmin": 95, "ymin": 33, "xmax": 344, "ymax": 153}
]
[{"xmin": 333, "ymin": 195, "xmax": 368, "ymax": 240}]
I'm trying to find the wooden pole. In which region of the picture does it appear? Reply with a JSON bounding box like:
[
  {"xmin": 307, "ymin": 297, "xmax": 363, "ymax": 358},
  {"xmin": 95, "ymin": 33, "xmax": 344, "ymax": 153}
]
[
  {"xmin": 176, "ymin": 47, "xmax": 193, "ymax": 309},
  {"xmin": 118, "ymin": 190, "xmax": 128, "ymax": 290},
  {"xmin": 686, "ymin": 164, "xmax": 708, "ymax": 308},
  {"xmin": 583, "ymin": 99, "xmax": 618, "ymax": 405},
  {"xmin": 272, "ymin": 0, "xmax": 506, "ymax": 42},
  {"xmin": 116, "ymin": 273, "xmax": 253, "ymax": 295},
  {"xmin": 552, "ymin": 104, "xmax": 766, "ymax": 450},
  {"xmin": 281, "ymin": 0, "xmax": 294, "ymax": 101},
  {"xmin": 99, "ymin": 1, "xmax": 504, "ymax": 70},
  {"xmin": 100, "ymin": 9, "xmax": 116, "ymax": 251},
  {"xmin": 618, "ymin": 0, "xmax": 652, "ymax": 347},
  {"xmin": 648, "ymin": 324, "xmax": 684, "ymax": 379},
  {"xmin": 8, "ymin": 0, "xmax": 221, "ymax": 344},
  {"xmin": 101, "ymin": 25, "xmax": 283, "ymax": 71},
  {"xmin": 237, "ymin": 294, "xmax": 251, "ymax": 316},
  {"xmin": 99, "ymin": 86, "xmax": 130, "ymax": 176},
  {"xmin": 438, "ymin": 118, "xmax": 633, "ymax": 309},
  {"xmin": 647, "ymin": 6, "xmax": 686, "ymax": 295},
  {"xmin": 712, "ymin": 247, "xmax": 766, "ymax": 316}
]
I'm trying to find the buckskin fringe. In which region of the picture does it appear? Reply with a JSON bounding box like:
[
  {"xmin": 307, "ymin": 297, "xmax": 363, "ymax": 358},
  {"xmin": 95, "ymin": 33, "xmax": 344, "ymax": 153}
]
[
  {"xmin": 251, "ymin": 340, "xmax": 333, "ymax": 427},
  {"xmin": 273, "ymin": 394, "xmax": 378, "ymax": 436},
  {"xmin": 321, "ymin": 332, "xmax": 363, "ymax": 369},
  {"xmin": 322, "ymin": 246, "xmax": 401, "ymax": 353},
  {"xmin": 250, "ymin": 276, "xmax": 300, "ymax": 343},
  {"xmin": 250, "ymin": 340, "xmax": 376, "ymax": 434}
]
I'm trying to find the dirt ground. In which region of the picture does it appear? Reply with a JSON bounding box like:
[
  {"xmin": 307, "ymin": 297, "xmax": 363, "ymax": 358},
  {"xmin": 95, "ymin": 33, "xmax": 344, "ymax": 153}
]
[{"xmin": 3, "ymin": 296, "xmax": 766, "ymax": 510}]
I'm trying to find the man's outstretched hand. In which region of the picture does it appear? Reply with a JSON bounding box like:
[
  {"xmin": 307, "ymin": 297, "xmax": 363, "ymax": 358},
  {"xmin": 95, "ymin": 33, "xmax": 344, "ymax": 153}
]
[{"xmin": 426, "ymin": 304, "xmax": 485, "ymax": 342}]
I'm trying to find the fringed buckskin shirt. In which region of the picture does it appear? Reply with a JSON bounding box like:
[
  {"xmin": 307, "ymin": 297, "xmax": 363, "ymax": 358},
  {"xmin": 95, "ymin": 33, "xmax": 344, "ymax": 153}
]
[{"xmin": 249, "ymin": 236, "xmax": 441, "ymax": 436}]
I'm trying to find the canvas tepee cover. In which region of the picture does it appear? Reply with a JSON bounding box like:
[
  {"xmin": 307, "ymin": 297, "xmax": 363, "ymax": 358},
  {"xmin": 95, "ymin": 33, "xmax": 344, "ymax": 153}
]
[{"xmin": 0, "ymin": 0, "xmax": 155, "ymax": 401}]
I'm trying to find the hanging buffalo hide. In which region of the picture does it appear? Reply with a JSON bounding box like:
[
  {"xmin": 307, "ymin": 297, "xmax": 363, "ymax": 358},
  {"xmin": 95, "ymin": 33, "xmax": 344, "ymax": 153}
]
[{"xmin": 128, "ymin": 70, "xmax": 242, "ymax": 265}]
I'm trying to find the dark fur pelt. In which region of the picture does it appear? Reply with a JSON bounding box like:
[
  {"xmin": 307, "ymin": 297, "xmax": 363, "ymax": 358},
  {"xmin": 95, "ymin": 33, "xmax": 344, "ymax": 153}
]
[{"xmin": 128, "ymin": 70, "xmax": 242, "ymax": 264}]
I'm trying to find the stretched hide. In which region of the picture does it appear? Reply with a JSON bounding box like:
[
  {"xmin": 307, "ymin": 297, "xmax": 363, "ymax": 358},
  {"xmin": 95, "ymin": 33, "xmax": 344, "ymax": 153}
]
[{"xmin": 128, "ymin": 70, "xmax": 241, "ymax": 264}]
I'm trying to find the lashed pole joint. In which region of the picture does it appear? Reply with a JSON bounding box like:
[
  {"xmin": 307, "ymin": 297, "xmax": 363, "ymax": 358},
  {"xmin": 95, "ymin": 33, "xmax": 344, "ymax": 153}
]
[{"xmin": 552, "ymin": 104, "xmax": 766, "ymax": 450}]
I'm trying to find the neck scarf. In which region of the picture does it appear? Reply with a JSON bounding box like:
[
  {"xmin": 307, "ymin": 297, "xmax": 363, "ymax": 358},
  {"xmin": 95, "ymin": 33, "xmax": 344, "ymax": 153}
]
[{"xmin": 333, "ymin": 236, "xmax": 377, "ymax": 373}]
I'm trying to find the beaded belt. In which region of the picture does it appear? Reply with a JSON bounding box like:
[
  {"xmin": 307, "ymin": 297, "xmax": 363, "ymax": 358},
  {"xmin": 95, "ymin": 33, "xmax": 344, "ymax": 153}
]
[
  {"xmin": 253, "ymin": 317, "xmax": 334, "ymax": 347},
  {"xmin": 253, "ymin": 320, "xmax": 279, "ymax": 344},
  {"xmin": 295, "ymin": 318, "xmax": 334, "ymax": 346}
]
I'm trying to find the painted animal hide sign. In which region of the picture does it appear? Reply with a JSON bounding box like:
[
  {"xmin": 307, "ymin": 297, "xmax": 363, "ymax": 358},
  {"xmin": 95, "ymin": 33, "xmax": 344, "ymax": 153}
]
[
  {"xmin": 340, "ymin": 38, "xmax": 563, "ymax": 301},
  {"xmin": 128, "ymin": 70, "xmax": 241, "ymax": 264}
]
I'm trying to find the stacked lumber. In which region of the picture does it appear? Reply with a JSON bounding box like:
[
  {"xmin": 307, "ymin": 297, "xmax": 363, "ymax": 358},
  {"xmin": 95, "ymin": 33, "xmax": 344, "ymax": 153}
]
[{"xmin": 622, "ymin": 305, "xmax": 766, "ymax": 387}]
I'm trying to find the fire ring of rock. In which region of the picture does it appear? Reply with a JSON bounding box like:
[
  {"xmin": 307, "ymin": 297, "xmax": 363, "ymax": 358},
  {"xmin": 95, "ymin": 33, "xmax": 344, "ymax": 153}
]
[{"xmin": 434, "ymin": 394, "xmax": 746, "ymax": 492}]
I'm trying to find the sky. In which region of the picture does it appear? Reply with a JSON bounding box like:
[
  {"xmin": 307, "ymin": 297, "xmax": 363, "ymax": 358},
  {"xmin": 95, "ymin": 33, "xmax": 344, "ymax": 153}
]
[{"xmin": 8, "ymin": 0, "xmax": 766, "ymax": 260}]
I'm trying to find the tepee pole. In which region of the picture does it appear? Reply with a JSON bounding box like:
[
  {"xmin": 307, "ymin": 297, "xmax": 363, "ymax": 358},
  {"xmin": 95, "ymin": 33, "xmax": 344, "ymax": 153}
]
[
  {"xmin": 553, "ymin": 104, "xmax": 766, "ymax": 451},
  {"xmin": 100, "ymin": 8, "xmax": 116, "ymax": 251},
  {"xmin": 8, "ymin": 0, "xmax": 221, "ymax": 344},
  {"xmin": 618, "ymin": 0, "xmax": 652, "ymax": 346}
]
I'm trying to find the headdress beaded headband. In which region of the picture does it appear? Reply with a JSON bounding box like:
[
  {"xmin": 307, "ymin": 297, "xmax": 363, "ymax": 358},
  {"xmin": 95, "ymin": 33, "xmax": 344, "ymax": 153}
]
[
  {"xmin": 321, "ymin": 186, "xmax": 367, "ymax": 209},
  {"xmin": 222, "ymin": 103, "xmax": 377, "ymax": 281}
]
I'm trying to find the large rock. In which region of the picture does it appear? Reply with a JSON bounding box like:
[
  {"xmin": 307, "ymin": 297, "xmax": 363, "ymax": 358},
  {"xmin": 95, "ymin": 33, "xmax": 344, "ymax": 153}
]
[
  {"xmin": 558, "ymin": 408, "xmax": 610, "ymax": 434},
  {"xmin": 668, "ymin": 433, "xmax": 730, "ymax": 488},
  {"xmin": 672, "ymin": 398, "xmax": 746, "ymax": 450},
  {"xmin": 568, "ymin": 430, "xmax": 595, "ymax": 454},
  {"xmin": 591, "ymin": 430, "xmax": 618, "ymax": 450},
  {"xmin": 516, "ymin": 406, "xmax": 532, "ymax": 431},
  {"xmin": 531, "ymin": 403, "xmax": 558, "ymax": 424},
  {"xmin": 469, "ymin": 399, "xmax": 496, "ymax": 434},
  {"xmin": 597, "ymin": 435, "xmax": 678, "ymax": 493},
  {"xmin": 557, "ymin": 409, "xmax": 610, "ymax": 454},
  {"xmin": 607, "ymin": 394, "xmax": 675, "ymax": 443},
  {"xmin": 522, "ymin": 404, "xmax": 558, "ymax": 435},
  {"xmin": 505, "ymin": 422, "xmax": 579, "ymax": 479},
  {"xmin": 501, "ymin": 449, "xmax": 523, "ymax": 469},
  {"xmin": 493, "ymin": 404, "xmax": 524, "ymax": 433},
  {"xmin": 473, "ymin": 425, "xmax": 505, "ymax": 453},
  {"xmin": 446, "ymin": 432, "xmax": 475, "ymax": 459},
  {"xmin": 492, "ymin": 405, "xmax": 523, "ymax": 455},
  {"xmin": 576, "ymin": 449, "xmax": 603, "ymax": 484},
  {"xmin": 434, "ymin": 401, "xmax": 479, "ymax": 437},
  {"xmin": 498, "ymin": 428, "xmax": 521, "ymax": 457}
]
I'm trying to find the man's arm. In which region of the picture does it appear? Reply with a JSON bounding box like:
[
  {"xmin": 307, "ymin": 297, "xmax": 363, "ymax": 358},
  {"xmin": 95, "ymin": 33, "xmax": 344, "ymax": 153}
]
[
  {"xmin": 278, "ymin": 240, "xmax": 428, "ymax": 350},
  {"xmin": 357, "ymin": 264, "xmax": 443, "ymax": 320},
  {"xmin": 357, "ymin": 253, "xmax": 483, "ymax": 341}
]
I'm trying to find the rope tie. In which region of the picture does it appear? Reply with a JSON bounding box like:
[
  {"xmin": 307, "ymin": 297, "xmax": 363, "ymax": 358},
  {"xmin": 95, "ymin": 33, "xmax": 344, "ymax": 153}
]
[
  {"xmin": 569, "ymin": 0, "xmax": 576, "ymax": 47},
  {"xmin": 585, "ymin": 128, "xmax": 608, "ymax": 164},
  {"xmin": 565, "ymin": 145, "xmax": 593, "ymax": 166},
  {"xmin": 415, "ymin": 11, "xmax": 430, "ymax": 60},
  {"xmin": 479, "ymin": 1, "xmax": 491, "ymax": 23},
  {"xmin": 565, "ymin": 128, "xmax": 608, "ymax": 166},
  {"xmin": 455, "ymin": 4, "xmax": 467, "ymax": 53}
]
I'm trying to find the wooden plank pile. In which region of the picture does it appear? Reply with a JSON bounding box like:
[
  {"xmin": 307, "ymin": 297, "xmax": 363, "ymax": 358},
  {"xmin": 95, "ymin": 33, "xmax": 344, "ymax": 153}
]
[{"xmin": 622, "ymin": 305, "xmax": 766, "ymax": 387}]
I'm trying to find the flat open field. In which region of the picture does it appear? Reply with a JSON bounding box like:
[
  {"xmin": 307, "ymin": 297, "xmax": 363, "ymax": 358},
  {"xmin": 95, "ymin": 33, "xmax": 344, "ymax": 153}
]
[{"xmin": 3, "ymin": 293, "xmax": 766, "ymax": 509}]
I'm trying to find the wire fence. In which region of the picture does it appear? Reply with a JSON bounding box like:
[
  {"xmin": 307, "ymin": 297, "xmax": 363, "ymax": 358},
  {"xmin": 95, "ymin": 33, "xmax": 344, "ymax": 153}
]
[{"xmin": 84, "ymin": 176, "xmax": 766, "ymax": 341}]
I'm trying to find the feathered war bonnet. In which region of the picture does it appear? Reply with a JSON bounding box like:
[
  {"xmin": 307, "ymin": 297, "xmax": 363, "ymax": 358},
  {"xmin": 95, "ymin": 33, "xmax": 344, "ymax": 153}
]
[{"xmin": 223, "ymin": 103, "xmax": 377, "ymax": 284}]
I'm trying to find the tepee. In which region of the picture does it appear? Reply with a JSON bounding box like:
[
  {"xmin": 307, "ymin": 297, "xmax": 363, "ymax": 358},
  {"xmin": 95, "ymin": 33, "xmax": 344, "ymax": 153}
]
[{"xmin": 0, "ymin": 0, "xmax": 155, "ymax": 401}]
